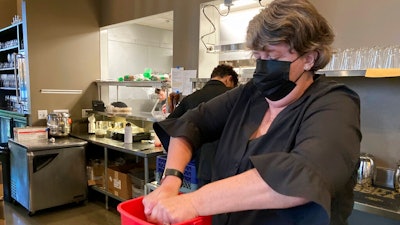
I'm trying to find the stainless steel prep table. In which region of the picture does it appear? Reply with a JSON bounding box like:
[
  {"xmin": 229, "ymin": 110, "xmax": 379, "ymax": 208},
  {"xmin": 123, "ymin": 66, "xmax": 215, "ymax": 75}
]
[{"xmin": 70, "ymin": 133, "xmax": 164, "ymax": 208}]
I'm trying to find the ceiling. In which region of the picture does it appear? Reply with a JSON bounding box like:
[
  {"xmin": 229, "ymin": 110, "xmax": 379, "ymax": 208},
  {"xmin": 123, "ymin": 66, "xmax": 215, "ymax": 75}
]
[
  {"xmin": 133, "ymin": 11, "xmax": 174, "ymax": 31},
  {"xmin": 128, "ymin": 0, "xmax": 270, "ymax": 31}
]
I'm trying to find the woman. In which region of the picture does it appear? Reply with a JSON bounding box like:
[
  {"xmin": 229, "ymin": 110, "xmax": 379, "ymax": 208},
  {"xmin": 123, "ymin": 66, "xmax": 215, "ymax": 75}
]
[{"xmin": 143, "ymin": 0, "xmax": 361, "ymax": 224}]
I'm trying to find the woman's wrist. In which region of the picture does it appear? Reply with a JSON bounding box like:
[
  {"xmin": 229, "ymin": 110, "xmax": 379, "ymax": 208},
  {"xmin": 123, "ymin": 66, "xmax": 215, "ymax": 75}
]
[{"xmin": 160, "ymin": 175, "xmax": 182, "ymax": 191}]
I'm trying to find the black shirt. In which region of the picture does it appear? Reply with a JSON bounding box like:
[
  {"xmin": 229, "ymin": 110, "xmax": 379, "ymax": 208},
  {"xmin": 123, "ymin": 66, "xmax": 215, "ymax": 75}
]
[
  {"xmin": 167, "ymin": 79, "xmax": 232, "ymax": 119},
  {"xmin": 168, "ymin": 79, "xmax": 232, "ymax": 186},
  {"xmin": 154, "ymin": 75, "xmax": 361, "ymax": 225}
]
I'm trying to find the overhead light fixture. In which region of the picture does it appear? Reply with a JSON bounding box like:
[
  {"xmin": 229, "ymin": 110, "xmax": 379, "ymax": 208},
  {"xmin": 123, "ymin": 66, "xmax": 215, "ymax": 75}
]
[
  {"xmin": 224, "ymin": 0, "xmax": 233, "ymax": 7},
  {"xmin": 220, "ymin": 0, "xmax": 271, "ymax": 12},
  {"xmin": 40, "ymin": 89, "xmax": 82, "ymax": 94},
  {"xmin": 220, "ymin": 0, "xmax": 258, "ymax": 11}
]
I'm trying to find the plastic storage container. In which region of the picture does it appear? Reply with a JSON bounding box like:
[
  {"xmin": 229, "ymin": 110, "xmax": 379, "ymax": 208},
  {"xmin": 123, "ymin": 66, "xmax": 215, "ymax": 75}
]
[
  {"xmin": 117, "ymin": 196, "xmax": 211, "ymax": 225},
  {"xmin": 156, "ymin": 154, "xmax": 198, "ymax": 193}
]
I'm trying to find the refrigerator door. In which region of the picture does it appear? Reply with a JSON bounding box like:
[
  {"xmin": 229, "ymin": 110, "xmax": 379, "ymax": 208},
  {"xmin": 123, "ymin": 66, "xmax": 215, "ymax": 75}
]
[
  {"xmin": 9, "ymin": 139, "xmax": 87, "ymax": 214},
  {"xmin": 28, "ymin": 146, "xmax": 87, "ymax": 213}
]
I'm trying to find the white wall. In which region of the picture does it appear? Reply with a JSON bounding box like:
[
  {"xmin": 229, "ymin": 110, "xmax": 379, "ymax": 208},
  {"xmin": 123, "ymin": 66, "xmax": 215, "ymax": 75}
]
[
  {"xmin": 103, "ymin": 23, "xmax": 173, "ymax": 80},
  {"xmin": 100, "ymin": 23, "xmax": 173, "ymax": 103}
]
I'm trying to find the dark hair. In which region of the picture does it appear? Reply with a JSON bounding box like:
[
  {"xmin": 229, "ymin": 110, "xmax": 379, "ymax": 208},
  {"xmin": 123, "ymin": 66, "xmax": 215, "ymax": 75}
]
[
  {"xmin": 210, "ymin": 64, "xmax": 239, "ymax": 87},
  {"xmin": 155, "ymin": 87, "xmax": 166, "ymax": 94},
  {"xmin": 246, "ymin": 0, "xmax": 334, "ymax": 71}
]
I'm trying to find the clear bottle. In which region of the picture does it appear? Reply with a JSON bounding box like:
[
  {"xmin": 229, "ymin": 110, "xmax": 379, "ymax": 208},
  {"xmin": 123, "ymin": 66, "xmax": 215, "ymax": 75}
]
[
  {"xmin": 124, "ymin": 123, "xmax": 133, "ymax": 144},
  {"xmin": 88, "ymin": 114, "xmax": 96, "ymax": 134}
]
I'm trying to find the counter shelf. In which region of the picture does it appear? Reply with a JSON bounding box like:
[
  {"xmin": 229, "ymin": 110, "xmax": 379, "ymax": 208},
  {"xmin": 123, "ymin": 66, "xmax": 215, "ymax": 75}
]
[
  {"xmin": 317, "ymin": 69, "xmax": 400, "ymax": 77},
  {"xmin": 95, "ymin": 80, "xmax": 168, "ymax": 102},
  {"xmin": 316, "ymin": 70, "xmax": 366, "ymax": 77},
  {"xmin": 71, "ymin": 133, "xmax": 164, "ymax": 209},
  {"xmin": 353, "ymin": 184, "xmax": 400, "ymax": 221},
  {"xmin": 90, "ymin": 110, "xmax": 164, "ymax": 122}
]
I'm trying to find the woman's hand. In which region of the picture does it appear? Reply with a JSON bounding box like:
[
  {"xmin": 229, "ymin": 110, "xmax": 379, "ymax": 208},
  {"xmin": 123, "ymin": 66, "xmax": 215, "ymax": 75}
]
[
  {"xmin": 145, "ymin": 194, "xmax": 199, "ymax": 225},
  {"xmin": 143, "ymin": 175, "xmax": 186, "ymax": 224}
]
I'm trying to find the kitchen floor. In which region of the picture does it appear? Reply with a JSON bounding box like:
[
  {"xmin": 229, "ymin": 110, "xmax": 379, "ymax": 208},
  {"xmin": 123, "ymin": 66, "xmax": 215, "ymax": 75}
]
[{"xmin": 2, "ymin": 191, "xmax": 121, "ymax": 225}]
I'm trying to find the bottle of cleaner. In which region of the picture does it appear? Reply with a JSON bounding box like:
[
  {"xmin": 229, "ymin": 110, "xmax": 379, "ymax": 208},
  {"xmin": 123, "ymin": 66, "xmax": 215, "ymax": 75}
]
[{"xmin": 124, "ymin": 123, "xmax": 133, "ymax": 144}]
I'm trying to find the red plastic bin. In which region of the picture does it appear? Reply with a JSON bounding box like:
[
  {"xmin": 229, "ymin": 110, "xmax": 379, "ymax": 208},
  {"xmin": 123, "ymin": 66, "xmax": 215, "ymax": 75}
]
[{"xmin": 117, "ymin": 196, "xmax": 212, "ymax": 225}]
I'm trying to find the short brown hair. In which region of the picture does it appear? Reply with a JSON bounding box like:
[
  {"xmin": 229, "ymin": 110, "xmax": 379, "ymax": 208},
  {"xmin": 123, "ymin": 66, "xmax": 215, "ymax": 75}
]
[
  {"xmin": 210, "ymin": 64, "xmax": 239, "ymax": 87},
  {"xmin": 246, "ymin": 0, "xmax": 334, "ymax": 71}
]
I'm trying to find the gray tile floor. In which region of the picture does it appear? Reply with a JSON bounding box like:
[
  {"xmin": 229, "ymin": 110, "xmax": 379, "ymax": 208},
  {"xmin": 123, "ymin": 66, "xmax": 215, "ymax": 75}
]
[{"xmin": 3, "ymin": 195, "xmax": 121, "ymax": 225}]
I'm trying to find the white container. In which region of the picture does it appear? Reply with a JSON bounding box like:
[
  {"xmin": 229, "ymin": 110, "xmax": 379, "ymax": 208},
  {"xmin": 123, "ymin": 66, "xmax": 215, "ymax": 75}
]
[
  {"xmin": 124, "ymin": 123, "xmax": 132, "ymax": 144},
  {"xmin": 13, "ymin": 127, "xmax": 48, "ymax": 141},
  {"xmin": 88, "ymin": 114, "xmax": 96, "ymax": 134}
]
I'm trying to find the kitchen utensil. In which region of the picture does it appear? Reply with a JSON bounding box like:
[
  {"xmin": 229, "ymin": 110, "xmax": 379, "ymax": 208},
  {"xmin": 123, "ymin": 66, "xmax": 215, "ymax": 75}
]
[{"xmin": 357, "ymin": 153, "xmax": 376, "ymax": 187}]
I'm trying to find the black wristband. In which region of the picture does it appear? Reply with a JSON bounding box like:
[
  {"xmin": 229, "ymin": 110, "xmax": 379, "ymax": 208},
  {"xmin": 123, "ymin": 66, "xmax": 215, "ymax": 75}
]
[{"xmin": 161, "ymin": 168, "xmax": 184, "ymax": 183}]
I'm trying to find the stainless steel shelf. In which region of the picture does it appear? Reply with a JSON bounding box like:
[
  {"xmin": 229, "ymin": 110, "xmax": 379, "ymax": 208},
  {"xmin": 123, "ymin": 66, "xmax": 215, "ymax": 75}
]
[
  {"xmin": 72, "ymin": 133, "xmax": 164, "ymax": 208},
  {"xmin": 318, "ymin": 69, "xmax": 400, "ymax": 77},
  {"xmin": 91, "ymin": 185, "xmax": 125, "ymax": 202},
  {"xmin": 317, "ymin": 70, "xmax": 366, "ymax": 77},
  {"xmin": 90, "ymin": 110, "xmax": 164, "ymax": 122},
  {"xmin": 95, "ymin": 80, "xmax": 167, "ymax": 88},
  {"xmin": 0, "ymin": 67, "xmax": 15, "ymax": 71},
  {"xmin": 0, "ymin": 45, "xmax": 18, "ymax": 53}
]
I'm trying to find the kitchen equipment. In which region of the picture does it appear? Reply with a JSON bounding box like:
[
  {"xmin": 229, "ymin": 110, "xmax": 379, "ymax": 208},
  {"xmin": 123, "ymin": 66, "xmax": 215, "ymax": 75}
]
[
  {"xmin": 47, "ymin": 112, "xmax": 71, "ymax": 137},
  {"xmin": 92, "ymin": 100, "xmax": 105, "ymax": 112},
  {"xmin": 357, "ymin": 153, "xmax": 376, "ymax": 186},
  {"xmin": 395, "ymin": 162, "xmax": 400, "ymax": 192},
  {"xmin": 112, "ymin": 131, "xmax": 151, "ymax": 142},
  {"xmin": 95, "ymin": 121, "xmax": 110, "ymax": 138},
  {"xmin": 374, "ymin": 167, "xmax": 396, "ymax": 189},
  {"xmin": 8, "ymin": 138, "xmax": 87, "ymax": 215}
]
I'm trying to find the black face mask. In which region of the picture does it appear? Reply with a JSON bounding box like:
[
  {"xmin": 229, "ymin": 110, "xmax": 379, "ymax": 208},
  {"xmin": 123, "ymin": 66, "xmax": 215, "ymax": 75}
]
[{"xmin": 253, "ymin": 58, "xmax": 302, "ymax": 101}]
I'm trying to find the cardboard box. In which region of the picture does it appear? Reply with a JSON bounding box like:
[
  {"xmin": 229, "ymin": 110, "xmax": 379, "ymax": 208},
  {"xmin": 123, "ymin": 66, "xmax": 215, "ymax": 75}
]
[
  {"xmin": 107, "ymin": 166, "xmax": 134, "ymax": 200},
  {"xmin": 13, "ymin": 127, "xmax": 48, "ymax": 141},
  {"xmin": 87, "ymin": 162, "xmax": 105, "ymax": 187}
]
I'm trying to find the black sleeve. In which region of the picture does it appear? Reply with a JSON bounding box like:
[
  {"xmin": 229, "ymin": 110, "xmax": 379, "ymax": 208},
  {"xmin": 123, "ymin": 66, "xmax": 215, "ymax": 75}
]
[
  {"xmin": 167, "ymin": 98, "xmax": 188, "ymax": 119},
  {"xmin": 250, "ymin": 87, "xmax": 361, "ymax": 217},
  {"xmin": 153, "ymin": 87, "xmax": 242, "ymax": 151}
]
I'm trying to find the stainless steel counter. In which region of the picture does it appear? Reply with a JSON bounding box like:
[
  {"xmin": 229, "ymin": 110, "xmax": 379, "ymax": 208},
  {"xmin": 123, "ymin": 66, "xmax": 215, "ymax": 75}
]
[
  {"xmin": 8, "ymin": 137, "xmax": 87, "ymax": 151},
  {"xmin": 70, "ymin": 132, "xmax": 164, "ymax": 208},
  {"xmin": 70, "ymin": 133, "xmax": 163, "ymax": 158}
]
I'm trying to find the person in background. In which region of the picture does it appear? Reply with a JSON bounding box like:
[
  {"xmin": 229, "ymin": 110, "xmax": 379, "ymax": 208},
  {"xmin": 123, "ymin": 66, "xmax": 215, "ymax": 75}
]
[
  {"xmin": 167, "ymin": 64, "xmax": 239, "ymax": 187},
  {"xmin": 144, "ymin": 0, "xmax": 361, "ymax": 225},
  {"xmin": 155, "ymin": 87, "xmax": 167, "ymax": 114},
  {"xmin": 167, "ymin": 64, "xmax": 239, "ymax": 118}
]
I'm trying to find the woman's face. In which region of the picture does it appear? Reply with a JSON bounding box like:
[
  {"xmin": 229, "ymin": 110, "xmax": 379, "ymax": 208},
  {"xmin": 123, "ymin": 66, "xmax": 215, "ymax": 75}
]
[
  {"xmin": 252, "ymin": 43, "xmax": 306, "ymax": 81},
  {"xmin": 158, "ymin": 90, "xmax": 167, "ymax": 101},
  {"xmin": 252, "ymin": 43, "xmax": 317, "ymax": 105}
]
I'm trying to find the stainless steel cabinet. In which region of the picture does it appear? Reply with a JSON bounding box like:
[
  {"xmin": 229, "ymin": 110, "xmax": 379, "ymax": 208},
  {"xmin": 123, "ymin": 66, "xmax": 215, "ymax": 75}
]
[{"xmin": 9, "ymin": 138, "xmax": 87, "ymax": 215}]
